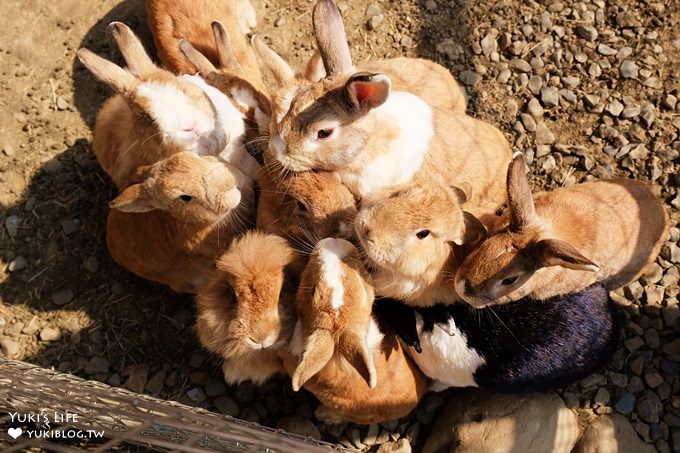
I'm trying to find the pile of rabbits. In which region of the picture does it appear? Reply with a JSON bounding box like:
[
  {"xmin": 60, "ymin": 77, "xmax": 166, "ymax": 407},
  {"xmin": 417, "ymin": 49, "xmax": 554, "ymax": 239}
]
[{"xmin": 80, "ymin": 0, "xmax": 670, "ymax": 425}]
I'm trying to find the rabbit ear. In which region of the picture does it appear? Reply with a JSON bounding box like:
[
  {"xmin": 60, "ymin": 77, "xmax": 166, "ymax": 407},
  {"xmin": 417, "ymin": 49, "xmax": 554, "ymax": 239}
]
[
  {"xmin": 109, "ymin": 184, "xmax": 156, "ymax": 213},
  {"xmin": 251, "ymin": 36, "xmax": 295, "ymax": 87},
  {"xmin": 179, "ymin": 40, "xmax": 217, "ymax": 75},
  {"xmin": 451, "ymin": 182, "xmax": 472, "ymax": 204},
  {"xmin": 339, "ymin": 331, "xmax": 377, "ymax": 389},
  {"xmin": 212, "ymin": 21, "xmax": 241, "ymax": 70},
  {"xmin": 532, "ymin": 239, "xmax": 600, "ymax": 272},
  {"xmin": 77, "ymin": 48, "xmax": 136, "ymax": 95},
  {"xmin": 108, "ymin": 22, "xmax": 156, "ymax": 76},
  {"xmin": 507, "ymin": 153, "xmax": 537, "ymax": 232},
  {"xmin": 303, "ymin": 51, "xmax": 326, "ymax": 82},
  {"xmin": 345, "ymin": 73, "xmax": 391, "ymax": 112},
  {"xmin": 291, "ymin": 329, "xmax": 335, "ymax": 391},
  {"xmin": 313, "ymin": 0, "xmax": 353, "ymax": 75},
  {"xmin": 452, "ymin": 212, "xmax": 487, "ymax": 246}
]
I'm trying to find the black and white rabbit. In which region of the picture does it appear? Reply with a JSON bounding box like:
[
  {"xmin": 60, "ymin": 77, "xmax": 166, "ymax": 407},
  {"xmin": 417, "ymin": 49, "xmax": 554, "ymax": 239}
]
[{"xmin": 374, "ymin": 283, "xmax": 619, "ymax": 393}]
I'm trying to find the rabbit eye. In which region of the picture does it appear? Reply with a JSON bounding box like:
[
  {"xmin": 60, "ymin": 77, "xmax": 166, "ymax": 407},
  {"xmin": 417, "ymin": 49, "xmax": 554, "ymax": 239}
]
[
  {"xmin": 295, "ymin": 200, "xmax": 308, "ymax": 212},
  {"xmin": 416, "ymin": 230, "xmax": 430, "ymax": 239},
  {"xmin": 179, "ymin": 195, "xmax": 193, "ymax": 202},
  {"xmin": 317, "ymin": 128, "xmax": 334, "ymax": 139},
  {"xmin": 501, "ymin": 276, "xmax": 518, "ymax": 286}
]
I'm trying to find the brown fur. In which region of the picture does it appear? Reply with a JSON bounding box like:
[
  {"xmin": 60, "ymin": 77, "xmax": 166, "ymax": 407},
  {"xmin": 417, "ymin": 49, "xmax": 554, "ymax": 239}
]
[
  {"xmin": 282, "ymin": 239, "xmax": 429, "ymax": 424},
  {"xmin": 106, "ymin": 152, "xmax": 255, "ymax": 294},
  {"xmin": 455, "ymin": 154, "xmax": 671, "ymax": 307},
  {"xmin": 256, "ymin": 167, "xmax": 357, "ymax": 247},
  {"xmin": 145, "ymin": 0, "xmax": 261, "ymax": 77},
  {"xmin": 196, "ymin": 231, "xmax": 298, "ymax": 384},
  {"xmin": 355, "ymin": 184, "xmax": 486, "ymax": 306}
]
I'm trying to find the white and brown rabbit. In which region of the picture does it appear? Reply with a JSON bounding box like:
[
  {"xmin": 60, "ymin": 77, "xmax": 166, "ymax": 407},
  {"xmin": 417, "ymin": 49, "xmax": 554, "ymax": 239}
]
[
  {"xmin": 264, "ymin": 0, "xmax": 510, "ymax": 205},
  {"xmin": 355, "ymin": 183, "xmax": 486, "ymax": 307},
  {"xmin": 281, "ymin": 238, "xmax": 429, "ymax": 425},
  {"xmin": 78, "ymin": 22, "xmax": 257, "ymax": 187},
  {"xmin": 107, "ymin": 152, "xmax": 254, "ymax": 294},
  {"xmin": 454, "ymin": 153, "xmax": 670, "ymax": 307},
  {"xmin": 146, "ymin": 0, "xmax": 260, "ymax": 76},
  {"xmin": 196, "ymin": 231, "xmax": 299, "ymax": 385}
]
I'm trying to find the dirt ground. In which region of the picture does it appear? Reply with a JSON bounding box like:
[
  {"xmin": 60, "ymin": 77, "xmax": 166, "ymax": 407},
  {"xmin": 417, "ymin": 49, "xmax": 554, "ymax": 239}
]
[{"xmin": 0, "ymin": 0, "xmax": 679, "ymax": 451}]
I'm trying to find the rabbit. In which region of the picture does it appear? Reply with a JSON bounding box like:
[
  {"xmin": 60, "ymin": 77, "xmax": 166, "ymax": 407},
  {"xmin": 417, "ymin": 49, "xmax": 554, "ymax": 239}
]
[
  {"xmin": 106, "ymin": 152, "xmax": 255, "ymax": 294},
  {"xmin": 77, "ymin": 22, "xmax": 256, "ymax": 188},
  {"xmin": 454, "ymin": 153, "xmax": 670, "ymax": 308},
  {"xmin": 256, "ymin": 168, "xmax": 357, "ymax": 247},
  {"xmin": 146, "ymin": 0, "xmax": 260, "ymax": 77},
  {"xmin": 280, "ymin": 238, "xmax": 429, "ymax": 424},
  {"xmin": 387, "ymin": 283, "xmax": 619, "ymax": 393},
  {"xmin": 262, "ymin": 0, "xmax": 510, "ymax": 204},
  {"xmin": 196, "ymin": 231, "xmax": 299, "ymax": 385},
  {"xmin": 354, "ymin": 183, "xmax": 486, "ymax": 307}
]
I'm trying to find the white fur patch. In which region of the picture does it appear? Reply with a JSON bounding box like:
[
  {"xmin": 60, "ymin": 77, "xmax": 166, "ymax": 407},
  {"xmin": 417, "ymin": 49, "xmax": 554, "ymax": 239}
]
[
  {"xmin": 270, "ymin": 134, "xmax": 286, "ymax": 161},
  {"xmin": 343, "ymin": 92, "xmax": 433, "ymax": 197},
  {"xmin": 365, "ymin": 318, "xmax": 384, "ymax": 350},
  {"xmin": 317, "ymin": 238, "xmax": 353, "ymax": 312},
  {"xmin": 290, "ymin": 320, "xmax": 304, "ymax": 357},
  {"xmin": 276, "ymin": 88, "xmax": 296, "ymax": 123},
  {"xmin": 404, "ymin": 312, "xmax": 485, "ymax": 388}
]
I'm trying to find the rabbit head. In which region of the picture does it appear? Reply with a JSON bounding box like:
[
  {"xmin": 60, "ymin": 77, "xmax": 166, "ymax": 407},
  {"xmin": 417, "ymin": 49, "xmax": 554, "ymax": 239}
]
[
  {"xmin": 355, "ymin": 183, "xmax": 486, "ymax": 302},
  {"xmin": 291, "ymin": 238, "xmax": 377, "ymax": 391},
  {"xmin": 77, "ymin": 22, "xmax": 227, "ymax": 155},
  {"xmin": 454, "ymin": 154, "xmax": 600, "ymax": 308},
  {"xmin": 257, "ymin": 170, "xmax": 357, "ymax": 244},
  {"xmin": 109, "ymin": 152, "xmax": 251, "ymax": 226}
]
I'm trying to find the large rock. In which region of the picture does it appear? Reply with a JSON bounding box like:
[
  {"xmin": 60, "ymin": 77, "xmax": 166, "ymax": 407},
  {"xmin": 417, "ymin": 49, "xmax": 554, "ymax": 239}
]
[
  {"xmin": 423, "ymin": 391, "xmax": 579, "ymax": 453},
  {"xmin": 573, "ymin": 410, "xmax": 655, "ymax": 453}
]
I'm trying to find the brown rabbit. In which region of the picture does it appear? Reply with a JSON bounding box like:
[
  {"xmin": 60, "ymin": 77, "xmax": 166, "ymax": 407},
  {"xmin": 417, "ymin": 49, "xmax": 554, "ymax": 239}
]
[
  {"xmin": 454, "ymin": 154, "xmax": 670, "ymax": 308},
  {"xmin": 146, "ymin": 0, "xmax": 260, "ymax": 77},
  {"xmin": 280, "ymin": 238, "xmax": 429, "ymax": 424},
  {"xmin": 107, "ymin": 152, "xmax": 255, "ymax": 294},
  {"xmin": 263, "ymin": 0, "xmax": 510, "ymax": 205},
  {"xmin": 78, "ymin": 22, "xmax": 259, "ymax": 188},
  {"xmin": 196, "ymin": 231, "xmax": 298, "ymax": 385},
  {"xmin": 355, "ymin": 183, "xmax": 486, "ymax": 306},
  {"xmin": 256, "ymin": 168, "xmax": 357, "ymax": 248}
]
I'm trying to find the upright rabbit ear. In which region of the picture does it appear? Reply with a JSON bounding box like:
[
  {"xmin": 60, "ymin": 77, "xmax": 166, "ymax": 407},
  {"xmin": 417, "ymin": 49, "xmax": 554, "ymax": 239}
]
[
  {"xmin": 345, "ymin": 73, "xmax": 391, "ymax": 112},
  {"xmin": 291, "ymin": 329, "xmax": 335, "ymax": 391},
  {"xmin": 452, "ymin": 212, "xmax": 487, "ymax": 246},
  {"xmin": 313, "ymin": 0, "xmax": 353, "ymax": 76},
  {"xmin": 450, "ymin": 182, "xmax": 472, "ymax": 204},
  {"xmin": 340, "ymin": 330, "xmax": 377, "ymax": 389},
  {"xmin": 532, "ymin": 238, "xmax": 600, "ymax": 272},
  {"xmin": 303, "ymin": 51, "xmax": 326, "ymax": 82},
  {"xmin": 108, "ymin": 22, "xmax": 156, "ymax": 76},
  {"xmin": 109, "ymin": 184, "xmax": 156, "ymax": 213},
  {"xmin": 507, "ymin": 153, "xmax": 537, "ymax": 232},
  {"xmin": 179, "ymin": 40, "xmax": 217, "ymax": 75},
  {"xmin": 251, "ymin": 36, "xmax": 295, "ymax": 87},
  {"xmin": 212, "ymin": 21, "xmax": 241, "ymax": 70},
  {"xmin": 77, "ymin": 48, "xmax": 136, "ymax": 95}
]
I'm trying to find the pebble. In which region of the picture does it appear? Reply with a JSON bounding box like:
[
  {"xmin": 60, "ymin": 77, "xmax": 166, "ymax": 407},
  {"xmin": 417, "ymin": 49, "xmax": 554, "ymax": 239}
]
[
  {"xmin": 61, "ymin": 219, "xmax": 79, "ymax": 235},
  {"xmin": 540, "ymin": 87, "xmax": 559, "ymax": 107},
  {"xmin": 124, "ymin": 363, "xmax": 149, "ymax": 393},
  {"xmin": 642, "ymin": 77, "xmax": 662, "ymax": 89},
  {"xmin": 189, "ymin": 350, "xmax": 206, "ymax": 368},
  {"xmin": 51, "ymin": 289, "xmax": 74, "ymax": 306},
  {"xmin": 575, "ymin": 25, "xmax": 598, "ymax": 41},
  {"xmin": 84, "ymin": 356, "xmax": 109, "ymax": 375},
  {"xmin": 376, "ymin": 439, "xmax": 411, "ymax": 453},
  {"xmin": 56, "ymin": 96, "xmax": 69, "ymax": 111},
  {"xmin": 662, "ymin": 339, "xmax": 680, "ymax": 355},
  {"xmin": 620, "ymin": 60, "xmax": 639, "ymax": 79},
  {"xmin": 186, "ymin": 387, "xmax": 207, "ymax": 403},
  {"xmin": 527, "ymin": 98, "xmax": 544, "ymax": 117},
  {"xmin": 535, "ymin": 122, "xmax": 555, "ymax": 145},
  {"xmin": 594, "ymin": 387, "xmax": 610, "ymax": 405},
  {"xmin": 609, "ymin": 372, "xmax": 628, "ymax": 388},
  {"xmin": 509, "ymin": 58, "xmax": 532, "ymax": 73},
  {"xmin": 5, "ymin": 215, "xmax": 20, "ymax": 237},
  {"xmin": 83, "ymin": 257, "xmax": 99, "ymax": 273},
  {"xmin": 520, "ymin": 114, "xmax": 537, "ymax": 132},
  {"xmin": 368, "ymin": 14, "xmax": 384, "ymax": 30},
  {"xmin": 214, "ymin": 395, "xmax": 239, "ymax": 416},
  {"xmin": 459, "ymin": 70, "xmax": 480, "ymax": 86},
  {"xmin": 39, "ymin": 327, "xmax": 61, "ymax": 342},
  {"xmin": 481, "ymin": 33, "xmax": 498, "ymax": 56},
  {"xmin": 597, "ymin": 44, "xmax": 617, "ymax": 56},
  {"xmin": 644, "ymin": 372, "xmax": 663, "ymax": 389},
  {"xmin": 2, "ymin": 144, "xmax": 15, "ymax": 157},
  {"xmin": 615, "ymin": 393, "xmax": 636, "ymax": 415},
  {"xmin": 0, "ymin": 339, "xmax": 20, "ymax": 358},
  {"xmin": 204, "ymin": 378, "xmax": 227, "ymax": 397},
  {"xmin": 145, "ymin": 370, "xmax": 166, "ymax": 395},
  {"xmin": 637, "ymin": 390, "xmax": 663, "ymax": 423},
  {"xmin": 8, "ymin": 256, "xmax": 27, "ymax": 272},
  {"xmin": 605, "ymin": 100, "xmax": 624, "ymax": 117}
]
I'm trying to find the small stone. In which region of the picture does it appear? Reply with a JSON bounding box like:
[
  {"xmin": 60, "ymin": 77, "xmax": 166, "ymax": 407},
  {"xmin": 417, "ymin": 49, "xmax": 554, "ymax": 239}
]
[
  {"xmin": 575, "ymin": 25, "xmax": 598, "ymax": 41},
  {"xmin": 124, "ymin": 363, "xmax": 149, "ymax": 393},
  {"xmin": 2, "ymin": 144, "xmax": 15, "ymax": 157},
  {"xmin": 637, "ymin": 391, "xmax": 663, "ymax": 423},
  {"xmin": 39, "ymin": 327, "xmax": 61, "ymax": 342},
  {"xmin": 615, "ymin": 393, "xmax": 636, "ymax": 415},
  {"xmin": 506, "ymin": 100, "xmax": 519, "ymax": 118},
  {"xmin": 645, "ymin": 286, "xmax": 664, "ymax": 305},
  {"xmin": 51, "ymin": 289, "xmax": 74, "ymax": 306},
  {"xmin": 274, "ymin": 16, "xmax": 286, "ymax": 27},
  {"xmin": 84, "ymin": 356, "xmax": 109, "ymax": 375},
  {"xmin": 662, "ymin": 339, "xmax": 680, "ymax": 355},
  {"xmin": 540, "ymin": 87, "xmax": 559, "ymax": 107},
  {"xmin": 368, "ymin": 14, "xmax": 384, "ymax": 30},
  {"xmin": 376, "ymin": 439, "xmax": 411, "ymax": 453},
  {"xmin": 625, "ymin": 336, "xmax": 645, "ymax": 353},
  {"xmin": 528, "ymin": 98, "xmax": 544, "ymax": 117},
  {"xmin": 644, "ymin": 372, "xmax": 663, "ymax": 389},
  {"xmin": 214, "ymin": 396, "xmax": 239, "ymax": 416},
  {"xmin": 583, "ymin": 94, "xmax": 601, "ymax": 108},
  {"xmin": 528, "ymin": 75, "xmax": 543, "ymax": 95},
  {"xmin": 189, "ymin": 351, "xmax": 206, "ymax": 368},
  {"xmin": 145, "ymin": 370, "xmax": 166, "ymax": 395},
  {"xmin": 642, "ymin": 77, "xmax": 662, "ymax": 89},
  {"xmin": 509, "ymin": 58, "xmax": 532, "ymax": 73},
  {"xmin": 520, "ymin": 114, "xmax": 537, "ymax": 132},
  {"xmin": 5, "ymin": 215, "xmax": 20, "ymax": 237},
  {"xmin": 497, "ymin": 68, "xmax": 511, "ymax": 83},
  {"xmin": 364, "ymin": 424, "xmax": 380, "ymax": 446},
  {"xmin": 43, "ymin": 159, "xmax": 63, "ymax": 174},
  {"xmin": 82, "ymin": 256, "xmax": 99, "ymax": 273},
  {"xmin": 365, "ymin": 3, "xmax": 381, "ymax": 17},
  {"xmin": 0, "ymin": 339, "xmax": 20, "ymax": 358},
  {"xmin": 277, "ymin": 415, "xmax": 321, "ymax": 439},
  {"xmin": 663, "ymin": 95, "xmax": 677, "ymax": 110},
  {"xmin": 481, "ymin": 33, "xmax": 498, "ymax": 56},
  {"xmin": 620, "ymin": 60, "xmax": 639, "ymax": 79},
  {"xmin": 8, "ymin": 256, "xmax": 27, "ymax": 272},
  {"xmin": 594, "ymin": 387, "xmax": 610, "ymax": 405},
  {"xmin": 204, "ymin": 378, "xmax": 227, "ymax": 397},
  {"xmin": 61, "ymin": 219, "xmax": 79, "ymax": 235},
  {"xmin": 535, "ymin": 122, "xmax": 555, "ymax": 145},
  {"xmin": 459, "ymin": 70, "xmax": 480, "ymax": 86},
  {"xmin": 186, "ymin": 387, "xmax": 207, "ymax": 403},
  {"xmin": 400, "ymin": 35, "xmax": 413, "ymax": 48},
  {"xmin": 628, "ymin": 144, "xmax": 649, "ymax": 160},
  {"xmin": 609, "ymin": 372, "xmax": 628, "ymax": 388},
  {"xmin": 597, "ymin": 44, "xmax": 617, "ymax": 56},
  {"xmin": 605, "ymin": 100, "xmax": 624, "ymax": 117}
]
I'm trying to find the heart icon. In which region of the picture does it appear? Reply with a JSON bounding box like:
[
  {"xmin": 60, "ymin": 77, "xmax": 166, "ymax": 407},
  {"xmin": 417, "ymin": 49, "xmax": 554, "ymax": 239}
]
[{"xmin": 8, "ymin": 427, "xmax": 22, "ymax": 439}]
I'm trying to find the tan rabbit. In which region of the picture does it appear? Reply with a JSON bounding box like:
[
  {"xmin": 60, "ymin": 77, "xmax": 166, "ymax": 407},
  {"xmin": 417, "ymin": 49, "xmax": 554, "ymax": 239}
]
[
  {"xmin": 78, "ymin": 22, "xmax": 256, "ymax": 188},
  {"xmin": 355, "ymin": 183, "xmax": 486, "ymax": 307},
  {"xmin": 454, "ymin": 154, "xmax": 670, "ymax": 308},
  {"xmin": 107, "ymin": 152, "xmax": 255, "ymax": 294},
  {"xmin": 146, "ymin": 0, "xmax": 260, "ymax": 77},
  {"xmin": 256, "ymin": 168, "xmax": 357, "ymax": 247},
  {"xmin": 196, "ymin": 231, "xmax": 298, "ymax": 385},
  {"xmin": 263, "ymin": 0, "xmax": 510, "ymax": 204},
  {"xmin": 280, "ymin": 238, "xmax": 429, "ymax": 424}
]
